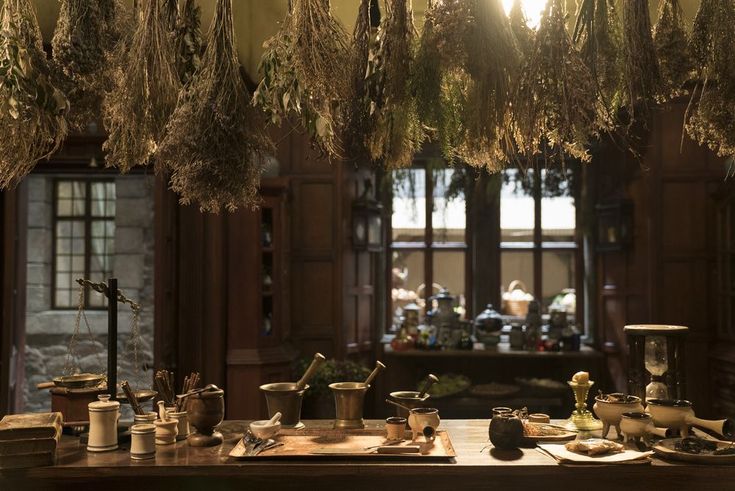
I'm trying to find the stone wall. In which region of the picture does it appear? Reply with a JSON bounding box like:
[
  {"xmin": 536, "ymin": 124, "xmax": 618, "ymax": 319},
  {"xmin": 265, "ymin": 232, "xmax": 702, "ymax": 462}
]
[{"xmin": 22, "ymin": 175, "xmax": 155, "ymax": 413}]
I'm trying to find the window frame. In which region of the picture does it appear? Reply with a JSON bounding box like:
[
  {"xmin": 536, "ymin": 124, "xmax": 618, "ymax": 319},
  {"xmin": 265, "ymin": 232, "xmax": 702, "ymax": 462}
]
[
  {"xmin": 386, "ymin": 158, "xmax": 473, "ymax": 328},
  {"xmin": 51, "ymin": 178, "xmax": 115, "ymax": 310},
  {"xmin": 499, "ymin": 168, "xmax": 583, "ymax": 320}
]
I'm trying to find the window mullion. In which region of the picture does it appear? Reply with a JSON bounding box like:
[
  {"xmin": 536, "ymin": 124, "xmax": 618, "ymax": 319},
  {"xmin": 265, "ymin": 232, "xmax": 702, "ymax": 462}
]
[
  {"xmin": 425, "ymin": 164, "xmax": 433, "ymax": 310},
  {"xmin": 84, "ymin": 180, "xmax": 92, "ymax": 308},
  {"xmin": 534, "ymin": 170, "xmax": 542, "ymax": 303}
]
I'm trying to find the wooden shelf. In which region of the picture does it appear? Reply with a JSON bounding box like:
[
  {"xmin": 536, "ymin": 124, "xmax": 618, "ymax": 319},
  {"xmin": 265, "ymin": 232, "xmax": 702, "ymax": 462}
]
[{"xmin": 383, "ymin": 343, "xmax": 601, "ymax": 359}]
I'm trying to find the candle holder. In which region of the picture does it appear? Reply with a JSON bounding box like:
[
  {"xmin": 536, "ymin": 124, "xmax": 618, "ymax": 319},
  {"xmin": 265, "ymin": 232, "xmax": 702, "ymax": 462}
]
[{"xmin": 565, "ymin": 380, "xmax": 603, "ymax": 431}]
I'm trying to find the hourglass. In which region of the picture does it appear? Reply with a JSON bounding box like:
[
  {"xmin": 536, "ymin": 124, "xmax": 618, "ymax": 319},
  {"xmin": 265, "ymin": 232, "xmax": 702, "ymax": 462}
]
[{"xmin": 624, "ymin": 325, "xmax": 688, "ymax": 402}]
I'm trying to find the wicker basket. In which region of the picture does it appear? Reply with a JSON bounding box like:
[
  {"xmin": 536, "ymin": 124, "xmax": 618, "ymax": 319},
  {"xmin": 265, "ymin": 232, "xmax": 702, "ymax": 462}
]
[{"xmin": 502, "ymin": 280, "xmax": 533, "ymax": 317}]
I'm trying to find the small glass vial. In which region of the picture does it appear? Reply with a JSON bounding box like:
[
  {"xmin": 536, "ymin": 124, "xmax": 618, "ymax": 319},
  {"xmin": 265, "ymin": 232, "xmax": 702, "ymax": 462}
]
[{"xmin": 130, "ymin": 423, "xmax": 156, "ymax": 460}]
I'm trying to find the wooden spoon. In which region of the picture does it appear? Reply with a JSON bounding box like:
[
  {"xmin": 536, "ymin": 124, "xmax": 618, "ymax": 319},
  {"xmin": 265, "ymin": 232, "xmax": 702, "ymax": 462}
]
[
  {"xmin": 418, "ymin": 374, "xmax": 439, "ymax": 399},
  {"xmin": 295, "ymin": 353, "xmax": 326, "ymax": 391},
  {"xmin": 364, "ymin": 361, "xmax": 386, "ymax": 387}
]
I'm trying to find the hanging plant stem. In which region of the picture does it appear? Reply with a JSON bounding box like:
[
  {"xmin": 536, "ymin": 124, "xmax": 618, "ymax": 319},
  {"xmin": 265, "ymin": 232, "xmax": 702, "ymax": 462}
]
[
  {"xmin": 173, "ymin": 0, "xmax": 202, "ymax": 85},
  {"xmin": 102, "ymin": 0, "xmax": 181, "ymax": 172},
  {"xmin": 514, "ymin": 0, "xmax": 610, "ymax": 165},
  {"xmin": 620, "ymin": 0, "xmax": 662, "ymax": 124},
  {"xmin": 365, "ymin": 0, "xmax": 424, "ymax": 169},
  {"xmin": 157, "ymin": 0, "xmax": 273, "ymax": 213},
  {"xmin": 0, "ymin": 0, "xmax": 69, "ymax": 188},
  {"xmin": 253, "ymin": 0, "xmax": 351, "ymax": 159},
  {"xmin": 654, "ymin": 0, "xmax": 694, "ymax": 100},
  {"xmin": 685, "ymin": 0, "xmax": 735, "ymax": 159},
  {"xmin": 509, "ymin": 0, "xmax": 533, "ymax": 60}
]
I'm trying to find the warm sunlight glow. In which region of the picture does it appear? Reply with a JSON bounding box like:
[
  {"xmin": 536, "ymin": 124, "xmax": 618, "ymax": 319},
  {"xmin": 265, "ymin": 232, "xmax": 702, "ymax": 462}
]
[{"xmin": 502, "ymin": 0, "xmax": 547, "ymax": 29}]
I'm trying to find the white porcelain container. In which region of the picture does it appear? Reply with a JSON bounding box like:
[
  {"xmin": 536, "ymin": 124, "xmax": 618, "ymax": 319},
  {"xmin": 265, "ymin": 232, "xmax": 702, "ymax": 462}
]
[
  {"xmin": 154, "ymin": 419, "xmax": 178, "ymax": 445},
  {"xmin": 88, "ymin": 394, "xmax": 120, "ymax": 452},
  {"xmin": 134, "ymin": 412, "xmax": 157, "ymax": 425},
  {"xmin": 593, "ymin": 394, "xmax": 644, "ymax": 439},
  {"xmin": 166, "ymin": 410, "xmax": 190, "ymax": 441},
  {"xmin": 130, "ymin": 423, "xmax": 156, "ymax": 460}
]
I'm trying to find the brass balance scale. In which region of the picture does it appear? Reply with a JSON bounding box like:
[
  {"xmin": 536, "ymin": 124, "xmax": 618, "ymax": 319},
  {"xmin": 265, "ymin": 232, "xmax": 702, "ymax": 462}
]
[{"xmin": 36, "ymin": 278, "xmax": 153, "ymax": 428}]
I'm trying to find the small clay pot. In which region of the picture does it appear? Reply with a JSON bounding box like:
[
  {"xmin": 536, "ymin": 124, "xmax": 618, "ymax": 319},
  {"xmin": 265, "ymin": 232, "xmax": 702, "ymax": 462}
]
[
  {"xmin": 187, "ymin": 386, "xmax": 225, "ymax": 447},
  {"xmin": 489, "ymin": 410, "xmax": 523, "ymax": 450}
]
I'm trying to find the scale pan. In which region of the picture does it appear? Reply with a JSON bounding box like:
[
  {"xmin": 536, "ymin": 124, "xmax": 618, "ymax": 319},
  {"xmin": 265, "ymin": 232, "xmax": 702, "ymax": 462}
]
[
  {"xmin": 116, "ymin": 389, "xmax": 157, "ymax": 404},
  {"xmin": 52, "ymin": 373, "xmax": 105, "ymax": 389}
]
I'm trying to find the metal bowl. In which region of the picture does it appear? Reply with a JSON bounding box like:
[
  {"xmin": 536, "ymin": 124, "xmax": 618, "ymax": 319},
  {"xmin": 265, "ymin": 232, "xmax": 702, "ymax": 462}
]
[{"xmin": 52, "ymin": 373, "xmax": 105, "ymax": 389}]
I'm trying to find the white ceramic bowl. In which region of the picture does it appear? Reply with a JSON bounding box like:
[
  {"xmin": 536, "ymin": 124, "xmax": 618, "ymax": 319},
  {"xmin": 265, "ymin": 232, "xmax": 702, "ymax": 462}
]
[
  {"xmin": 593, "ymin": 394, "xmax": 643, "ymax": 439},
  {"xmin": 250, "ymin": 420, "xmax": 282, "ymax": 440}
]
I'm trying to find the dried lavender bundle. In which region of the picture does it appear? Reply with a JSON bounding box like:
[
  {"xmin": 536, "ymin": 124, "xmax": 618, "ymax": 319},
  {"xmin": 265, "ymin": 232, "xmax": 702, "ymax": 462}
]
[
  {"xmin": 620, "ymin": 0, "xmax": 662, "ymax": 124},
  {"xmin": 253, "ymin": 0, "xmax": 351, "ymax": 159},
  {"xmin": 431, "ymin": 0, "xmax": 518, "ymax": 169},
  {"xmin": 103, "ymin": 0, "xmax": 181, "ymax": 173},
  {"xmin": 514, "ymin": 0, "xmax": 609, "ymax": 164},
  {"xmin": 365, "ymin": 0, "xmax": 424, "ymax": 168},
  {"xmin": 572, "ymin": 0, "xmax": 621, "ymax": 113},
  {"xmin": 174, "ymin": 0, "xmax": 202, "ymax": 85},
  {"xmin": 654, "ymin": 0, "xmax": 694, "ymax": 100},
  {"xmin": 685, "ymin": 0, "xmax": 735, "ymax": 158},
  {"xmin": 157, "ymin": 0, "xmax": 273, "ymax": 213},
  {"xmin": 0, "ymin": 0, "xmax": 69, "ymax": 188}
]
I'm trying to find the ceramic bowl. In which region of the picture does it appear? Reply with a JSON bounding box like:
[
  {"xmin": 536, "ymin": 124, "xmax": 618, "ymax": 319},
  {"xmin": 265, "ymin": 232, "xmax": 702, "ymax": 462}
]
[
  {"xmin": 250, "ymin": 420, "xmax": 282, "ymax": 440},
  {"xmin": 593, "ymin": 393, "xmax": 643, "ymax": 439},
  {"xmin": 647, "ymin": 399, "xmax": 734, "ymax": 438},
  {"xmin": 154, "ymin": 419, "xmax": 178, "ymax": 445},
  {"xmin": 620, "ymin": 412, "xmax": 653, "ymax": 443},
  {"xmin": 408, "ymin": 407, "xmax": 440, "ymax": 443}
]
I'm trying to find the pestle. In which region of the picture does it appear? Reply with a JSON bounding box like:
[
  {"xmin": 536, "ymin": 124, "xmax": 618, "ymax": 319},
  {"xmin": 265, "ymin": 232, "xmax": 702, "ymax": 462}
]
[
  {"xmin": 268, "ymin": 412, "xmax": 282, "ymax": 426},
  {"xmin": 418, "ymin": 374, "xmax": 439, "ymax": 399},
  {"xmin": 295, "ymin": 353, "xmax": 326, "ymax": 390},
  {"xmin": 364, "ymin": 361, "xmax": 386, "ymax": 387},
  {"xmin": 157, "ymin": 400, "xmax": 168, "ymax": 421},
  {"xmin": 176, "ymin": 383, "xmax": 218, "ymax": 400}
]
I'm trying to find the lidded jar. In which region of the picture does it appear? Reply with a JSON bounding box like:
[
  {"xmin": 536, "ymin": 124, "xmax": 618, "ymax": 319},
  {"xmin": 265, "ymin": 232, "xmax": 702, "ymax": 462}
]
[
  {"xmin": 488, "ymin": 407, "xmax": 524, "ymax": 451},
  {"xmin": 474, "ymin": 304, "xmax": 504, "ymax": 334},
  {"xmin": 87, "ymin": 394, "xmax": 120, "ymax": 452}
]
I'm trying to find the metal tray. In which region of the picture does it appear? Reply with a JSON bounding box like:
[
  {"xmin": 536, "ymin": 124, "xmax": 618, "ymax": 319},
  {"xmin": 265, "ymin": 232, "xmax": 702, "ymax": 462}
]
[
  {"xmin": 229, "ymin": 428, "xmax": 456, "ymax": 460},
  {"xmin": 653, "ymin": 438, "xmax": 735, "ymax": 465}
]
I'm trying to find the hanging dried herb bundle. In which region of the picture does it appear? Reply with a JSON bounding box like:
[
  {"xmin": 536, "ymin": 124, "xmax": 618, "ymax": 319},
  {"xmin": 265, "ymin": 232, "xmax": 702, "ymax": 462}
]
[
  {"xmin": 572, "ymin": 0, "xmax": 621, "ymax": 113},
  {"xmin": 685, "ymin": 0, "xmax": 735, "ymax": 158},
  {"xmin": 514, "ymin": 0, "xmax": 609, "ymax": 164},
  {"xmin": 253, "ymin": 0, "xmax": 351, "ymax": 159},
  {"xmin": 620, "ymin": 0, "xmax": 662, "ymax": 123},
  {"xmin": 430, "ymin": 0, "xmax": 518, "ymax": 169},
  {"xmin": 157, "ymin": 0, "xmax": 273, "ymax": 213},
  {"xmin": 163, "ymin": 0, "xmax": 179, "ymax": 34},
  {"xmin": 173, "ymin": 0, "xmax": 202, "ymax": 85},
  {"xmin": 654, "ymin": 0, "xmax": 694, "ymax": 100},
  {"xmin": 364, "ymin": 0, "xmax": 424, "ymax": 168},
  {"xmin": 0, "ymin": 0, "xmax": 69, "ymax": 188},
  {"xmin": 103, "ymin": 0, "xmax": 181, "ymax": 173},
  {"xmin": 411, "ymin": 0, "xmax": 463, "ymax": 160},
  {"xmin": 342, "ymin": 0, "xmax": 375, "ymax": 162},
  {"xmin": 509, "ymin": 0, "xmax": 533, "ymax": 59}
]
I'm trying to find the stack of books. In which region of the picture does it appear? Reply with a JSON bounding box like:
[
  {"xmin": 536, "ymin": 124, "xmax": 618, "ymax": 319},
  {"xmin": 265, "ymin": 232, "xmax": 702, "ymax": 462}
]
[{"xmin": 0, "ymin": 412, "xmax": 63, "ymax": 469}]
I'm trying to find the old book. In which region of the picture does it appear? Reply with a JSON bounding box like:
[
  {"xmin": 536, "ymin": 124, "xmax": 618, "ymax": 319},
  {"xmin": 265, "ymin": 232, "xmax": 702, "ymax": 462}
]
[
  {"xmin": 0, "ymin": 451, "xmax": 55, "ymax": 469},
  {"xmin": 0, "ymin": 413, "xmax": 63, "ymax": 442},
  {"xmin": 0, "ymin": 437, "xmax": 57, "ymax": 456}
]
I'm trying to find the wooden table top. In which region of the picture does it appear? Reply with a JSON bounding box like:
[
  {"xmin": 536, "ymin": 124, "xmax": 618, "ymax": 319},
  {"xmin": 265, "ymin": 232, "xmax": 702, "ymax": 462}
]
[{"xmin": 2, "ymin": 419, "xmax": 734, "ymax": 491}]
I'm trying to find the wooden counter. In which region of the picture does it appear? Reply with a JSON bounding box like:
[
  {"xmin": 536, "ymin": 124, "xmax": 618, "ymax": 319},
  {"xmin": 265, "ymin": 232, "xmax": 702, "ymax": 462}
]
[{"xmin": 1, "ymin": 420, "xmax": 733, "ymax": 491}]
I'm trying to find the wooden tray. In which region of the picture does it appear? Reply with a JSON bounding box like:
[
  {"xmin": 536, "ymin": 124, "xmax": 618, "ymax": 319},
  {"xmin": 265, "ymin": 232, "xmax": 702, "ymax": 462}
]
[
  {"xmin": 653, "ymin": 438, "xmax": 735, "ymax": 465},
  {"xmin": 229, "ymin": 428, "xmax": 456, "ymax": 460}
]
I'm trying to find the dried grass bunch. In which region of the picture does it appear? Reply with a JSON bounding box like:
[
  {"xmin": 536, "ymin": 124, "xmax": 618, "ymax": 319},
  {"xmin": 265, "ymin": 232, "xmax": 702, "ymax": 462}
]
[
  {"xmin": 572, "ymin": 0, "xmax": 621, "ymax": 114},
  {"xmin": 254, "ymin": 0, "xmax": 351, "ymax": 159},
  {"xmin": 509, "ymin": 0, "xmax": 533, "ymax": 59},
  {"xmin": 157, "ymin": 0, "xmax": 273, "ymax": 213},
  {"xmin": 514, "ymin": 0, "xmax": 609, "ymax": 164},
  {"xmin": 620, "ymin": 0, "xmax": 662, "ymax": 122},
  {"xmin": 685, "ymin": 0, "xmax": 735, "ymax": 159},
  {"xmin": 103, "ymin": 0, "xmax": 181, "ymax": 172},
  {"xmin": 654, "ymin": 0, "xmax": 694, "ymax": 100},
  {"xmin": 174, "ymin": 0, "xmax": 202, "ymax": 85},
  {"xmin": 365, "ymin": 0, "xmax": 424, "ymax": 169},
  {"xmin": 430, "ymin": 0, "xmax": 518, "ymax": 170},
  {"xmin": 0, "ymin": 0, "xmax": 69, "ymax": 188}
]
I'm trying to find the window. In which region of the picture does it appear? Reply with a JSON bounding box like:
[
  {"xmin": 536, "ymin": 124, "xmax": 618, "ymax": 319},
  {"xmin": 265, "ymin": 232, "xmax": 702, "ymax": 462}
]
[
  {"xmin": 52, "ymin": 179, "xmax": 116, "ymax": 309},
  {"xmin": 388, "ymin": 161, "xmax": 469, "ymax": 328},
  {"xmin": 500, "ymin": 168, "xmax": 579, "ymax": 316}
]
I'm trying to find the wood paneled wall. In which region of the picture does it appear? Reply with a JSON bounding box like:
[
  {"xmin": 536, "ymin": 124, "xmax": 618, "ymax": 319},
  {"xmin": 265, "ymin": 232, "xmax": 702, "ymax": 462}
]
[{"xmin": 596, "ymin": 102, "xmax": 726, "ymax": 416}]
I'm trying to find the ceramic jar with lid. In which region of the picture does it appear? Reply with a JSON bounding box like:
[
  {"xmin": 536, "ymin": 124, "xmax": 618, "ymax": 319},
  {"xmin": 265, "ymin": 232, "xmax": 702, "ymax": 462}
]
[
  {"xmin": 130, "ymin": 423, "xmax": 156, "ymax": 460},
  {"xmin": 87, "ymin": 394, "xmax": 120, "ymax": 452}
]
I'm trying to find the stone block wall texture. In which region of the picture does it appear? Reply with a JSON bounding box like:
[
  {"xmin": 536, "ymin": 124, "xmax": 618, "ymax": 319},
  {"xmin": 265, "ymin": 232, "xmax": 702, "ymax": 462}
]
[{"xmin": 22, "ymin": 175, "xmax": 155, "ymax": 413}]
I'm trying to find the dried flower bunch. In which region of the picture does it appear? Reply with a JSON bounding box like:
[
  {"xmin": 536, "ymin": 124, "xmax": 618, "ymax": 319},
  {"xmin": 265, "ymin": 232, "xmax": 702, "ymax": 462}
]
[
  {"xmin": 365, "ymin": 0, "xmax": 424, "ymax": 169},
  {"xmin": 620, "ymin": 0, "xmax": 662, "ymax": 122},
  {"xmin": 158, "ymin": 0, "xmax": 273, "ymax": 213},
  {"xmin": 514, "ymin": 0, "xmax": 609, "ymax": 164},
  {"xmin": 686, "ymin": 0, "xmax": 735, "ymax": 159},
  {"xmin": 0, "ymin": 0, "xmax": 69, "ymax": 189},
  {"xmin": 430, "ymin": 0, "xmax": 518, "ymax": 170},
  {"xmin": 654, "ymin": 0, "xmax": 694, "ymax": 100},
  {"xmin": 254, "ymin": 0, "xmax": 351, "ymax": 159},
  {"xmin": 103, "ymin": 0, "xmax": 181, "ymax": 173},
  {"xmin": 572, "ymin": 0, "xmax": 621, "ymax": 115},
  {"xmin": 173, "ymin": 0, "xmax": 202, "ymax": 85}
]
